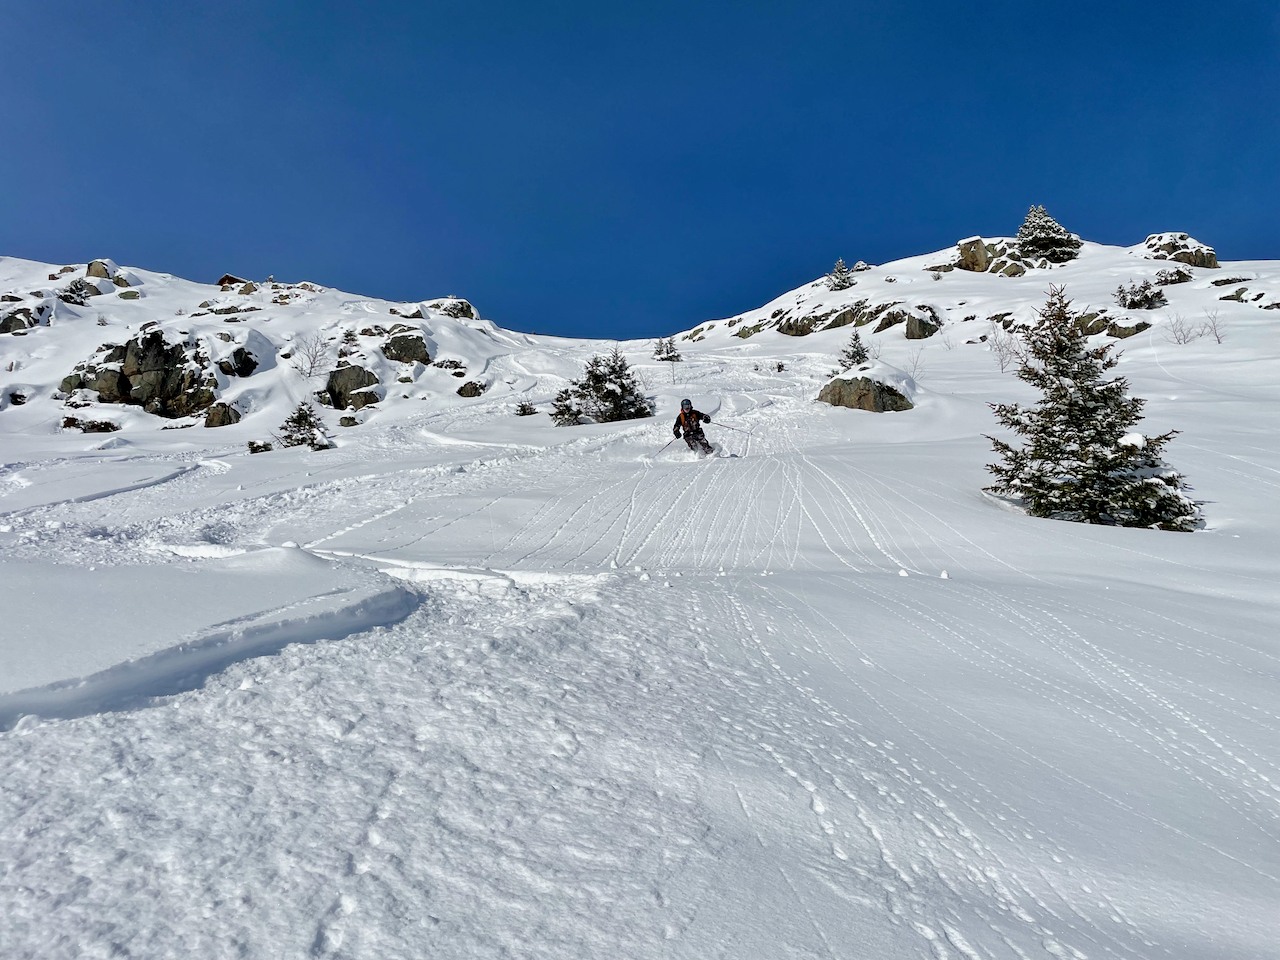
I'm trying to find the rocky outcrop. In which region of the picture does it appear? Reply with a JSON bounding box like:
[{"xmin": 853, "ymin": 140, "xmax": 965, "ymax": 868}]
[
  {"xmin": 216, "ymin": 347, "xmax": 258, "ymax": 378},
  {"xmin": 204, "ymin": 402, "xmax": 241, "ymax": 427},
  {"xmin": 956, "ymin": 237, "xmax": 990, "ymax": 272},
  {"xmin": 456, "ymin": 380, "xmax": 486, "ymax": 398},
  {"xmin": 1141, "ymin": 233, "xmax": 1217, "ymax": 269},
  {"xmin": 61, "ymin": 332, "xmax": 217, "ymax": 417},
  {"xmin": 818, "ymin": 377, "xmax": 913, "ymax": 412},
  {"xmin": 427, "ymin": 298, "xmax": 476, "ymax": 319},
  {"xmin": 381, "ymin": 333, "xmax": 431, "ymax": 364},
  {"xmin": 325, "ymin": 363, "xmax": 379, "ymax": 409},
  {"xmin": 86, "ymin": 259, "xmax": 118, "ymax": 279}
]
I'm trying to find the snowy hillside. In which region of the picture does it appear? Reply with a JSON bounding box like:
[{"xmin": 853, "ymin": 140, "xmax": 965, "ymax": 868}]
[{"xmin": 1, "ymin": 230, "xmax": 1278, "ymax": 958}]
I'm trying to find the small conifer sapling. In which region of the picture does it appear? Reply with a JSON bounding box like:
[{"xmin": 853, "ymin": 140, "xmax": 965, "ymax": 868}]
[
  {"xmin": 837, "ymin": 329, "xmax": 870, "ymax": 371},
  {"xmin": 277, "ymin": 401, "xmax": 332, "ymax": 450},
  {"xmin": 827, "ymin": 258, "xmax": 856, "ymax": 291}
]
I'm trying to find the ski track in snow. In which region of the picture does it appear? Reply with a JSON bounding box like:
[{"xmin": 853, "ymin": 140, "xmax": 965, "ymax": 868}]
[{"xmin": 2, "ymin": 253, "xmax": 1278, "ymax": 957}]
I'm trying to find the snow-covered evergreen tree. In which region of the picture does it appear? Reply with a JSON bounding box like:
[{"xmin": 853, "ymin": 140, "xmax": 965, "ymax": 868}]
[
  {"xmin": 552, "ymin": 347, "xmax": 655, "ymax": 426},
  {"xmin": 836, "ymin": 329, "xmax": 869, "ymax": 371},
  {"xmin": 1015, "ymin": 206, "xmax": 1083, "ymax": 263},
  {"xmin": 652, "ymin": 337, "xmax": 682, "ymax": 361},
  {"xmin": 827, "ymin": 258, "xmax": 856, "ymax": 291},
  {"xmin": 277, "ymin": 402, "xmax": 332, "ymax": 450},
  {"xmin": 986, "ymin": 287, "xmax": 1198, "ymax": 531}
]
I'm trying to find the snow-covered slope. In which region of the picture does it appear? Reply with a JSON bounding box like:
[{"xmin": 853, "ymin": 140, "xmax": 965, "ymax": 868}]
[{"xmin": 1, "ymin": 235, "xmax": 1277, "ymax": 958}]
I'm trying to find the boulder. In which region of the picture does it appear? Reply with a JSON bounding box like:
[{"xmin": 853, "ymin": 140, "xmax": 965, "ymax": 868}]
[
  {"xmin": 456, "ymin": 380, "xmax": 486, "ymax": 398},
  {"xmin": 239, "ymin": 281, "xmax": 257, "ymax": 295},
  {"xmin": 348, "ymin": 387, "xmax": 381, "ymax": 410},
  {"xmin": 216, "ymin": 347, "xmax": 258, "ymax": 378},
  {"xmin": 339, "ymin": 416, "xmax": 358, "ymax": 427},
  {"xmin": 1, "ymin": 308, "xmax": 35, "ymax": 334},
  {"xmin": 112, "ymin": 275, "xmax": 131, "ymax": 287},
  {"xmin": 1105, "ymin": 320, "xmax": 1151, "ymax": 339},
  {"xmin": 325, "ymin": 363, "xmax": 379, "ymax": 409},
  {"xmin": 217, "ymin": 274, "xmax": 248, "ymax": 286},
  {"xmin": 904, "ymin": 315, "xmax": 939, "ymax": 339},
  {"xmin": 204, "ymin": 403, "xmax": 241, "ymax": 427},
  {"xmin": 1001, "ymin": 261, "xmax": 1027, "ymax": 277},
  {"xmin": 117, "ymin": 290, "xmax": 140, "ymax": 300},
  {"xmin": 1, "ymin": 294, "xmax": 22, "ymax": 302},
  {"xmin": 86, "ymin": 259, "xmax": 118, "ymax": 279},
  {"xmin": 823, "ymin": 306, "xmax": 861, "ymax": 330},
  {"xmin": 873, "ymin": 309, "xmax": 910, "ymax": 334},
  {"xmin": 956, "ymin": 237, "xmax": 990, "ymax": 272},
  {"xmin": 381, "ymin": 333, "xmax": 431, "ymax": 364},
  {"xmin": 818, "ymin": 377, "xmax": 913, "ymax": 412}
]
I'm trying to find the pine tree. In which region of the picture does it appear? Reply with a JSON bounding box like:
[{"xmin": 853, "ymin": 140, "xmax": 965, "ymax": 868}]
[
  {"xmin": 551, "ymin": 346, "xmax": 655, "ymax": 426},
  {"xmin": 277, "ymin": 401, "xmax": 332, "ymax": 450},
  {"xmin": 1015, "ymin": 206, "xmax": 1083, "ymax": 263},
  {"xmin": 827, "ymin": 258, "xmax": 856, "ymax": 291},
  {"xmin": 985, "ymin": 287, "xmax": 1198, "ymax": 530},
  {"xmin": 837, "ymin": 329, "xmax": 870, "ymax": 371},
  {"xmin": 652, "ymin": 336, "xmax": 682, "ymax": 362}
]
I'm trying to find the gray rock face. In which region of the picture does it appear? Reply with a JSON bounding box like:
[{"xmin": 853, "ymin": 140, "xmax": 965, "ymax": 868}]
[
  {"xmin": 381, "ymin": 333, "xmax": 431, "ymax": 364},
  {"xmin": 204, "ymin": 402, "xmax": 241, "ymax": 427},
  {"xmin": 86, "ymin": 260, "xmax": 114, "ymax": 279},
  {"xmin": 956, "ymin": 237, "xmax": 990, "ymax": 272},
  {"xmin": 326, "ymin": 364, "xmax": 379, "ymax": 409},
  {"xmin": 63, "ymin": 332, "xmax": 217, "ymax": 416},
  {"xmin": 817, "ymin": 376, "xmax": 914, "ymax": 412}
]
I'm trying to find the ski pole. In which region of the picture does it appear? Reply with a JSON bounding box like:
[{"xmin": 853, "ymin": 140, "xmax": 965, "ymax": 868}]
[
  {"xmin": 656, "ymin": 437, "xmax": 678, "ymax": 455},
  {"xmin": 714, "ymin": 423, "xmax": 753, "ymax": 436}
]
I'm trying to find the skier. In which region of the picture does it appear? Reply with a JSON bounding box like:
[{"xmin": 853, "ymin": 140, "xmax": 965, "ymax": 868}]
[{"xmin": 673, "ymin": 398, "xmax": 714, "ymax": 456}]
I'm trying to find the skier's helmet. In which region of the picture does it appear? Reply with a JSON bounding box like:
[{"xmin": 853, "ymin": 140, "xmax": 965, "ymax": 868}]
[{"xmin": 680, "ymin": 398, "xmax": 692, "ymax": 411}]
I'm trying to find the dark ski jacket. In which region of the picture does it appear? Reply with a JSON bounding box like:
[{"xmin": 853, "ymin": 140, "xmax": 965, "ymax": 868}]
[{"xmin": 673, "ymin": 409, "xmax": 710, "ymax": 438}]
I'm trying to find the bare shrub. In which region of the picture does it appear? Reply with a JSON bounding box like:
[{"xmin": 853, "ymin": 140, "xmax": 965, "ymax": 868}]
[
  {"xmin": 1200, "ymin": 308, "xmax": 1226, "ymax": 344},
  {"xmin": 291, "ymin": 332, "xmax": 331, "ymax": 378},
  {"xmin": 905, "ymin": 346, "xmax": 926, "ymax": 379},
  {"xmin": 988, "ymin": 323, "xmax": 1028, "ymax": 372},
  {"xmin": 1163, "ymin": 314, "xmax": 1204, "ymax": 345}
]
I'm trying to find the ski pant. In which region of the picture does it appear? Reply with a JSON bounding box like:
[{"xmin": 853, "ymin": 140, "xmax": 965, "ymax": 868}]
[{"xmin": 682, "ymin": 431, "xmax": 713, "ymax": 455}]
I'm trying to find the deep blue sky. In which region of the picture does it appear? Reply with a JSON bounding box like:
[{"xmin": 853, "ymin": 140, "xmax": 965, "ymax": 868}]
[{"xmin": 3, "ymin": 1, "xmax": 1276, "ymax": 338}]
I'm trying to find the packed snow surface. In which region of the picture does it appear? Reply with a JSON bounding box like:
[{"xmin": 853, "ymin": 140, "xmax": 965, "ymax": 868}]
[{"xmin": 1, "ymin": 243, "xmax": 1277, "ymax": 958}]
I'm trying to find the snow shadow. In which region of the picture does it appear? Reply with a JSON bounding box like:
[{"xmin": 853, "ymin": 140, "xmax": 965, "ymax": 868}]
[{"xmin": 0, "ymin": 586, "xmax": 419, "ymax": 730}]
